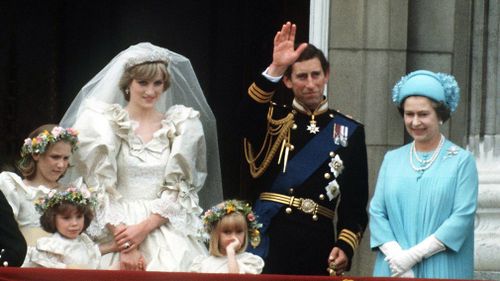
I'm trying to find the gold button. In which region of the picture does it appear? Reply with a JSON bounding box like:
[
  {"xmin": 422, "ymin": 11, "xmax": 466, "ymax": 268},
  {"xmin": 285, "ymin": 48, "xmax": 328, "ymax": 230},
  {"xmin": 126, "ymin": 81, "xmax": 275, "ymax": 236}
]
[
  {"xmin": 329, "ymin": 151, "xmax": 335, "ymax": 157},
  {"xmin": 319, "ymin": 194, "xmax": 325, "ymax": 200},
  {"xmin": 285, "ymin": 207, "xmax": 292, "ymax": 214},
  {"xmin": 324, "ymin": 173, "xmax": 331, "ymax": 179},
  {"xmin": 289, "ymin": 145, "xmax": 295, "ymax": 151},
  {"xmin": 289, "ymin": 188, "xmax": 294, "ymax": 194},
  {"xmin": 312, "ymin": 214, "xmax": 318, "ymax": 221},
  {"xmin": 292, "ymin": 123, "xmax": 298, "ymax": 130}
]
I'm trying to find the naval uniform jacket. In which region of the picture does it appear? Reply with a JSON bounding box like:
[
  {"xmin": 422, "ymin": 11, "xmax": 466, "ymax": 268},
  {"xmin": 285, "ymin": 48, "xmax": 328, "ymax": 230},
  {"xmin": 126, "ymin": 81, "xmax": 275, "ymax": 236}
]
[
  {"xmin": 0, "ymin": 190, "xmax": 27, "ymax": 267},
  {"xmin": 239, "ymin": 74, "xmax": 368, "ymax": 275}
]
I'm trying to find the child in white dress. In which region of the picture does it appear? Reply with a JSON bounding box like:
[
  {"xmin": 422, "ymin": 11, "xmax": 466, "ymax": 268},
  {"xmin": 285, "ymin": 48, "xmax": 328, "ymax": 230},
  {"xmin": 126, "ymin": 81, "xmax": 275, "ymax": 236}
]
[
  {"xmin": 28, "ymin": 186, "xmax": 118, "ymax": 269},
  {"xmin": 190, "ymin": 200, "xmax": 264, "ymax": 274}
]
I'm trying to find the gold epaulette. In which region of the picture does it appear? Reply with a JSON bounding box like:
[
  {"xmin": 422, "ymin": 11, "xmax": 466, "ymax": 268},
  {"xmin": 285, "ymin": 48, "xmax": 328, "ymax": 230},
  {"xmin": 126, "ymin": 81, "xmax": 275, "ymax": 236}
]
[{"xmin": 244, "ymin": 106, "xmax": 294, "ymax": 178}]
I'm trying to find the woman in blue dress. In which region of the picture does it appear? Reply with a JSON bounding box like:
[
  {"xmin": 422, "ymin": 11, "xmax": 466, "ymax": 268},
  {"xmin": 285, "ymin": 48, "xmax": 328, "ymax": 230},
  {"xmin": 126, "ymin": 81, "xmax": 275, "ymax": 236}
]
[{"xmin": 369, "ymin": 70, "xmax": 478, "ymax": 279}]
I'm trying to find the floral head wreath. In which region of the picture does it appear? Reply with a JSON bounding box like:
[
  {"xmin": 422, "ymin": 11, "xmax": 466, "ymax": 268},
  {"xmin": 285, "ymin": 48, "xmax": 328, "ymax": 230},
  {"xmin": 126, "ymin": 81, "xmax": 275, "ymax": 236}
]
[
  {"xmin": 21, "ymin": 127, "xmax": 79, "ymax": 159},
  {"xmin": 201, "ymin": 200, "xmax": 262, "ymax": 248},
  {"xmin": 392, "ymin": 70, "xmax": 460, "ymax": 113},
  {"xmin": 34, "ymin": 185, "xmax": 96, "ymax": 214}
]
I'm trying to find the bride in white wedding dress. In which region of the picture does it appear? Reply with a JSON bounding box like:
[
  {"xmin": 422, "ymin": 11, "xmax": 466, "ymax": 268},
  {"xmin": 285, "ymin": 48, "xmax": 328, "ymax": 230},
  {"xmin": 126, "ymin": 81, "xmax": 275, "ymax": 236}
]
[{"xmin": 60, "ymin": 42, "xmax": 222, "ymax": 271}]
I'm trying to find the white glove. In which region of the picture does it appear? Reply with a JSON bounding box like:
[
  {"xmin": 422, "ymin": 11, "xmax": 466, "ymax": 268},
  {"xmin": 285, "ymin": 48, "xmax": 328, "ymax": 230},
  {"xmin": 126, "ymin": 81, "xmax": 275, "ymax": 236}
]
[
  {"xmin": 385, "ymin": 235, "xmax": 445, "ymax": 277},
  {"xmin": 380, "ymin": 241, "xmax": 402, "ymax": 257},
  {"xmin": 380, "ymin": 241, "xmax": 415, "ymax": 277},
  {"xmin": 409, "ymin": 234, "xmax": 445, "ymax": 259},
  {"xmin": 385, "ymin": 249, "xmax": 419, "ymax": 276},
  {"xmin": 399, "ymin": 269, "xmax": 415, "ymax": 278}
]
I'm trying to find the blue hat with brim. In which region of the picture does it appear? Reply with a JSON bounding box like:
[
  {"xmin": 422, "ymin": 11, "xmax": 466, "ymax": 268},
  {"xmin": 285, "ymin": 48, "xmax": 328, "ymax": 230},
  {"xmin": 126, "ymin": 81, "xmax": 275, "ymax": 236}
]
[{"xmin": 392, "ymin": 70, "xmax": 460, "ymax": 113}]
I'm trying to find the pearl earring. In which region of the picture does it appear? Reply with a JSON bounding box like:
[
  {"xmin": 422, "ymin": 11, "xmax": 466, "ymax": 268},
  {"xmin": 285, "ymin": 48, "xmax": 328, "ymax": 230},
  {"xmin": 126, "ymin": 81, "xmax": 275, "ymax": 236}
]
[
  {"xmin": 439, "ymin": 120, "xmax": 443, "ymax": 125},
  {"xmin": 125, "ymin": 89, "xmax": 130, "ymax": 96}
]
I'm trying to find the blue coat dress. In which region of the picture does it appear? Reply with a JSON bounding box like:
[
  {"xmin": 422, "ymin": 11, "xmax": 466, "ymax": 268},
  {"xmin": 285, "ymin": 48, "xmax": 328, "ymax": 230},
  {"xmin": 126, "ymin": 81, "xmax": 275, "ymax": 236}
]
[{"xmin": 369, "ymin": 139, "xmax": 478, "ymax": 279}]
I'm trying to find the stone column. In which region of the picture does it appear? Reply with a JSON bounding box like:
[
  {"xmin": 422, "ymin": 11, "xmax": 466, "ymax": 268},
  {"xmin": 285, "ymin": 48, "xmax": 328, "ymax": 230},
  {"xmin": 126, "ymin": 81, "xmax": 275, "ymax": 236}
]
[
  {"xmin": 469, "ymin": 0, "xmax": 500, "ymax": 280},
  {"xmin": 329, "ymin": 0, "xmax": 409, "ymax": 276}
]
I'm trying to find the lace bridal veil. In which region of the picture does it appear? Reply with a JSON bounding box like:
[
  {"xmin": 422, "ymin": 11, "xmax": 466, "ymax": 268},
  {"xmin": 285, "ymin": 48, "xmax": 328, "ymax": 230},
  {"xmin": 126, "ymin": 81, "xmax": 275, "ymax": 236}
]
[{"xmin": 60, "ymin": 42, "xmax": 223, "ymax": 208}]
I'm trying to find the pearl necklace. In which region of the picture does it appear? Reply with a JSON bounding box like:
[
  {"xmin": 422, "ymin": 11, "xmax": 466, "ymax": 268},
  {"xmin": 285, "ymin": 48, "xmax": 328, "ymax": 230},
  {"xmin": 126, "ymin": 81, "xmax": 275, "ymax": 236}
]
[{"xmin": 409, "ymin": 134, "xmax": 445, "ymax": 172}]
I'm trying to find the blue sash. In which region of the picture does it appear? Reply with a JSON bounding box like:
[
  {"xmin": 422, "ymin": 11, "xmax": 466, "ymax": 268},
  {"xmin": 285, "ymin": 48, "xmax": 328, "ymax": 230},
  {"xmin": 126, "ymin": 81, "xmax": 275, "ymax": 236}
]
[{"xmin": 249, "ymin": 114, "xmax": 358, "ymax": 257}]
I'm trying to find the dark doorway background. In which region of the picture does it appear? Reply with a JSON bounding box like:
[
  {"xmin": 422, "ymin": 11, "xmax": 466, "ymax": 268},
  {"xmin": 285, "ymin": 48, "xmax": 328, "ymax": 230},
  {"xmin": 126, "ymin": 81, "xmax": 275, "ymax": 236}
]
[{"xmin": 0, "ymin": 0, "xmax": 309, "ymax": 199}]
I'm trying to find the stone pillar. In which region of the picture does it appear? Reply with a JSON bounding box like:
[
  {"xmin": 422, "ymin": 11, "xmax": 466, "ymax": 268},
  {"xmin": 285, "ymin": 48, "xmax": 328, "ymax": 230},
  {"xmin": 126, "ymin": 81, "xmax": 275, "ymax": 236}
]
[
  {"xmin": 468, "ymin": 0, "xmax": 500, "ymax": 280},
  {"xmin": 405, "ymin": 0, "xmax": 472, "ymax": 145},
  {"xmin": 329, "ymin": 0, "xmax": 409, "ymax": 276}
]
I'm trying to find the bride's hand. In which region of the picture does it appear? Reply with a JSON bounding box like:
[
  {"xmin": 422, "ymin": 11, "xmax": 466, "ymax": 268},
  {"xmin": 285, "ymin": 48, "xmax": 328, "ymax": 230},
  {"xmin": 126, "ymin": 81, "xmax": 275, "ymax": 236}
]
[
  {"xmin": 115, "ymin": 214, "xmax": 167, "ymax": 253},
  {"xmin": 119, "ymin": 248, "xmax": 145, "ymax": 271},
  {"xmin": 115, "ymin": 223, "xmax": 149, "ymax": 253}
]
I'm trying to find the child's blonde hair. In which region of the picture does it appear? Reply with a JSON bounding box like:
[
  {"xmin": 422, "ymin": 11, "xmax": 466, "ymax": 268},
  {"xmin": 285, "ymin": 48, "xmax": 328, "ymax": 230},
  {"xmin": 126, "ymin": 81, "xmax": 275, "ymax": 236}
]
[
  {"xmin": 208, "ymin": 211, "xmax": 248, "ymax": 257},
  {"xmin": 202, "ymin": 200, "xmax": 262, "ymax": 257}
]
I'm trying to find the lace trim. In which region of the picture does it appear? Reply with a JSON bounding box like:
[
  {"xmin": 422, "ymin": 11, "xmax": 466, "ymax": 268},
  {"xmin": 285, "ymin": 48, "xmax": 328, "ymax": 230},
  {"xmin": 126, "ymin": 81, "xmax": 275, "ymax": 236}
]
[
  {"xmin": 85, "ymin": 197, "xmax": 125, "ymax": 238},
  {"xmin": 150, "ymin": 194, "xmax": 203, "ymax": 238}
]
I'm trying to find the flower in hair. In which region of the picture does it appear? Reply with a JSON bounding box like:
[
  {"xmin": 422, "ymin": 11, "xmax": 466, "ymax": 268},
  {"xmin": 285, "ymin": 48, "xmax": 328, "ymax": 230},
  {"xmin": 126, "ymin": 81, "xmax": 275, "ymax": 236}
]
[
  {"xmin": 201, "ymin": 200, "xmax": 263, "ymax": 248},
  {"xmin": 34, "ymin": 185, "xmax": 97, "ymax": 214},
  {"xmin": 20, "ymin": 127, "xmax": 79, "ymax": 158},
  {"xmin": 435, "ymin": 72, "xmax": 460, "ymax": 113}
]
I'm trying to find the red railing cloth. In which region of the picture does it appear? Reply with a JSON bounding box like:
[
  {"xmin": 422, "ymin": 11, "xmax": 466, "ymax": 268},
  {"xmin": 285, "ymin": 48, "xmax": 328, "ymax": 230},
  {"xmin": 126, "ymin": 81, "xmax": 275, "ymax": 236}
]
[{"xmin": 0, "ymin": 267, "xmax": 483, "ymax": 281}]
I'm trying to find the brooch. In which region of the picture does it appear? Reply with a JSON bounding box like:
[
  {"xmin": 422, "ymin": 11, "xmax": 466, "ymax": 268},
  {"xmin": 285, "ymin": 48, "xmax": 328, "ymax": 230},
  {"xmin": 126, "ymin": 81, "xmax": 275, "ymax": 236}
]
[{"xmin": 444, "ymin": 145, "xmax": 459, "ymax": 159}]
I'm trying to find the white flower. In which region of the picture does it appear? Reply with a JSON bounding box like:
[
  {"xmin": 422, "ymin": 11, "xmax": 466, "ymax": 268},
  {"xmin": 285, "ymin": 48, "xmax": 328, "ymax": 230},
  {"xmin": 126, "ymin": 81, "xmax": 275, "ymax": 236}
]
[
  {"xmin": 51, "ymin": 126, "xmax": 63, "ymax": 138},
  {"xmin": 329, "ymin": 155, "xmax": 344, "ymax": 178},
  {"xmin": 48, "ymin": 189, "xmax": 57, "ymax": 198},
  {"xmin": 325, "ymin": 180, "xmax": 340, "ymax": 201},
  {"xmin": 81, "ymin": 187, "xmax": 91, "ymax": 199}
]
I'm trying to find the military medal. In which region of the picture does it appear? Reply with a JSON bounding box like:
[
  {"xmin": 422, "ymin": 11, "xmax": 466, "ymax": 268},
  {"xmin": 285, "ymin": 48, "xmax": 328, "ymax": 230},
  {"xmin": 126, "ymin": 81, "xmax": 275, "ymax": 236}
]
[
  {"xmin": 333, "ymin": 124, "xmax": 348, "ymax": 147},
  {"xmin": 340, "ymin": 125, "xmax": 348, "ymax": 147},
  {"xmin": 333, "ymin": 124, "xmax": 341, "ymax": 145},
  {"xmin": 307, "ymin": 115, "xmax": 320, "ymax": 134}
]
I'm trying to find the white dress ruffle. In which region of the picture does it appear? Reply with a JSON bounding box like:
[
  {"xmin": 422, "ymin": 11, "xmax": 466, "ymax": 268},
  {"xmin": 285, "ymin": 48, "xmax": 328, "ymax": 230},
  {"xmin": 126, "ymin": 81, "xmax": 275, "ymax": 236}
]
[
  {"xmin": 71, "ymin": 99, "xmax": 208, "ymax": 271},
  {"xmin": 0, "ymin": 171, "xmax": 59, "ymax": 266},
  {"xmin": 0, "ymin": 172, "xmax": 53, "ymax": 230},
  {"xmin": 189, "ymin": 252, "xmax": 264, "ymax": 274},
  {"xmin": 28, "ymin": 232, "xmax": 101, "ymax": 269}
]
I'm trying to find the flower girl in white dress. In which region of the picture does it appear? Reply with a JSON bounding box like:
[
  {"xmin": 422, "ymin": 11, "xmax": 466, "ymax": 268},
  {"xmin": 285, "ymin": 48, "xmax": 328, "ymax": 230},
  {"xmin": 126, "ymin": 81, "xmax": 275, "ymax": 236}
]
[
  {"xmin": 190, "ymin": 200, "xmax": 264, "ymax": 274},
  {"xmin": 28, "ymin": 186, "xmax": 119, "ymax": 269}
]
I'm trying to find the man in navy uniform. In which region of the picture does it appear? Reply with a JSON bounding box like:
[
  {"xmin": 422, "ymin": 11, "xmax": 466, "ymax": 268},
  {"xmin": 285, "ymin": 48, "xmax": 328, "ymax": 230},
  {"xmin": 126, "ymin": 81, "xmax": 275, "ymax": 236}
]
[{"xmin": 240, "ymin": 22, "xmax": 368, "ymax": 275}]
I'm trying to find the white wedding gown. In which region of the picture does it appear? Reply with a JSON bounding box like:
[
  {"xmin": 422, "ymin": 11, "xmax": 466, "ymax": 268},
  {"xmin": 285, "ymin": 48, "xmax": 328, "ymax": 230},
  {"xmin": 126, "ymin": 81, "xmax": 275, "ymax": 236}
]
[{"xmin": 72, "ymin": 99, "xmax": 208, "ymax": 271}]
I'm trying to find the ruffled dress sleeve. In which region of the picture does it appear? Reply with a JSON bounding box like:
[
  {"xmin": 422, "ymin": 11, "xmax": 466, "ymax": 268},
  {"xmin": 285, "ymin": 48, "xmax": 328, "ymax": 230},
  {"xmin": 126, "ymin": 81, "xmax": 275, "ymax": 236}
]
[
  {"xmin": 29, "ymin": 233, "xmax": 101, "ymax": 269},
  {"xmin": 151, "ymin": 105, "xmax": 207, "ymax": 236},
  {"xmin": 189, "ymin": 253, "xmax": 264, "ymax": 274},
  {"xmin": 29, "ymin": 235, "xmax": 67, "ymax": 268},
  {"xmin": 0, "ymin": 172, "xmax": 26, "ymax": 221},
  {"xmin": 236, "ymin": 252, "xmax": 265, "ymax": 274},
  {"xmin": 71, "ymin": 99, "xmax": 128, "ymax": 237},
  {"xmin": 0, "ymin": 171, "xmax": 53, "ymax": 229},
  {"xmin": 189, "ymin": 254, "xmax": 207, "ymax": 273}
]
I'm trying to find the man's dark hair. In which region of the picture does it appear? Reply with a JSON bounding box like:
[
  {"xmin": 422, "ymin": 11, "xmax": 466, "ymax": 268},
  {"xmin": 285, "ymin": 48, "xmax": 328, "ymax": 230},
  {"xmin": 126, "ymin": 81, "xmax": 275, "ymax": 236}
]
[{"xmin": 284, "ymin": 44, "xmax": 330, "ymax": 78}]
